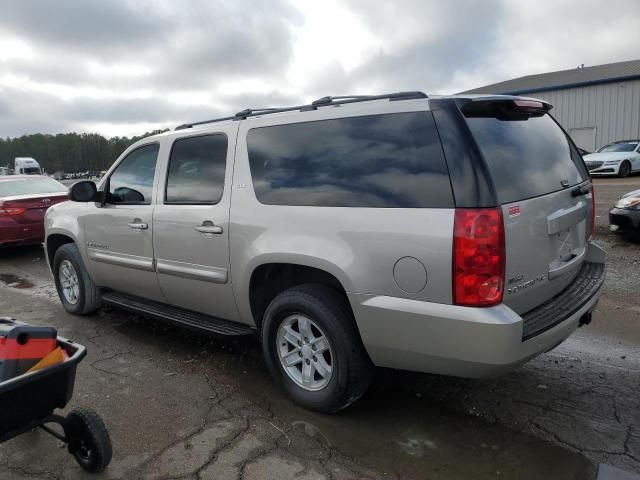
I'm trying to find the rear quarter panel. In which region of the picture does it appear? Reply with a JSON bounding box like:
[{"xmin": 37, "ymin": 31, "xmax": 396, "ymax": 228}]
[{"xmin": 229, "ymin": 102, "xmax": 454, "ymax": 325}]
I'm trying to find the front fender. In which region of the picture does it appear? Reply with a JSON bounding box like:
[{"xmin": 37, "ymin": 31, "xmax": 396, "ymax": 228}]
[{"xmin": 44, "ymin": 203, "xmax": 90, "ymax": 273}]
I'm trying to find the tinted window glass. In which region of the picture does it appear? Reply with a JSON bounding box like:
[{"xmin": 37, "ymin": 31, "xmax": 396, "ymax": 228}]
[
  {"xmin": 165, "ymin": 134, "xmax": 227, "ymax": 204},
  {"xmin": 0, "ymin": 177, "xmax": 67, "ymax": 197},
  {"xmin": 465, "ymin": 114, "xmax": 588, "ymax": 204},
  {"xmin": 597, "ymin": 142, "xmax": 638, "ymax": 153},
  {"xmin": 108, "ymin": 143, "xmax": 159, "ymax": 204},
  {"xmin": 247, "ymin": 112, "xmax": 453, "ymax": 208}
]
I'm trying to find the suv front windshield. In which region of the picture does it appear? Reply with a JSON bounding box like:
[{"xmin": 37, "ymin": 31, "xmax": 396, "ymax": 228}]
[{"xmin": 597, "ymin": 142, "xmax": 639, "ymax": 153}]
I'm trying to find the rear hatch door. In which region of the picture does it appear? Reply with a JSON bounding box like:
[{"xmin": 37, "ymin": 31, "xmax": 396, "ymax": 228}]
[{"xmin": 462, "ymin": 98, "xmax": 592, "ymax": 314}]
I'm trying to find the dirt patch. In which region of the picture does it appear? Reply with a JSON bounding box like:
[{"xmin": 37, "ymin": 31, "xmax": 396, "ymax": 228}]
[{"xmin": 0, "ymin": 274, "xmax": 34, "ymax": 289}]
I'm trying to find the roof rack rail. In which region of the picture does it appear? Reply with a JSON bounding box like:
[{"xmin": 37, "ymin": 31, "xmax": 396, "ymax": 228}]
[
  {"xmin": 234, "ymin": 107, "xmax": 280, "ymax": 119},
  {"xmin": 310, "ymin": 95, "xmax": 371, "ymax": 106},
  {"xmin": 174, "ymin": 91, "xmax": 427, "ymax": 130}
]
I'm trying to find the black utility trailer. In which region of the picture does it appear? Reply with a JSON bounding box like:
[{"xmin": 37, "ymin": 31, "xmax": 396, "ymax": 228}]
[{"xmin": 0, "ymin": 336, "xmax": 111, "ymax": 472}]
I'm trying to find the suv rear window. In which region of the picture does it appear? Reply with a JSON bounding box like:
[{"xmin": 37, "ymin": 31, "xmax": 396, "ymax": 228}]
[
  {"xmin": 0, "ymin": 177, "xmax": 67, "ymax": 198},
  {"xmin": 247, "ymin": 112, "xmax": 453, "ymax": 208},
  {"xmin": 464, "ymin": 111, "xmax": 588, "ymax": 204}
]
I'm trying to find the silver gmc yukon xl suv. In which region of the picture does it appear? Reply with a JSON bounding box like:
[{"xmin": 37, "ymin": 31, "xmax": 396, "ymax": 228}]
[{"xmin": 45, "ymin": 92, "xmax": 605, "ymax": 412}]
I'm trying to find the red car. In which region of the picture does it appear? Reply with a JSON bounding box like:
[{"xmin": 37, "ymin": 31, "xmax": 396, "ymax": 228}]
[{"xmin": 0, "ymin": 176, "xmax": 68, "ymax": 247}]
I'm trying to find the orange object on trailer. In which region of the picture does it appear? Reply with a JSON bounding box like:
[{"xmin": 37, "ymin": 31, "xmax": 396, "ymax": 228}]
[
  {"xmin": 27, "ymin": 347, "xmax": 68, "ymax": 373},
  {"xmin": 0, "ymin": 318, "xmax": 57, "ymax": 380}
]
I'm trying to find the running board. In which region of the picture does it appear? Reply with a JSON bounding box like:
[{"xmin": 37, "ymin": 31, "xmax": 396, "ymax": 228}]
[{"xmin": 101, "ymin": 292, "xmax": 255, "ymax": 336}]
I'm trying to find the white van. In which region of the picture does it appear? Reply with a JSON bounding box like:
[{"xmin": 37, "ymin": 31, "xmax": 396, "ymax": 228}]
[{"xmin": 14, "ymin": 157, "xmax": 43, "ymax": 175}]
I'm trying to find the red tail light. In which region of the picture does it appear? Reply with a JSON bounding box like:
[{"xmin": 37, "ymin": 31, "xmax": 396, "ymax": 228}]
[
  {"xmin": 589, "ymin": 180, "xmax": 596, "ymax": 240},
  {"xmin": 453, "ymin": 208, "xmax": 505, "ymax": 307},
  {"xmin": 0, "ymin": 207, "xmax": 26, "ymax": 217}
]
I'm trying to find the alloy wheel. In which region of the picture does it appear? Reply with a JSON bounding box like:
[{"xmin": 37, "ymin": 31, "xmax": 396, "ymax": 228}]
[
  {"xmin": 277, "ymin": 314, "xmax": 333, "ymax": 391},
  {"xmin": 59, "ymin": 259, "xmax": 80, "ymax": 305}
]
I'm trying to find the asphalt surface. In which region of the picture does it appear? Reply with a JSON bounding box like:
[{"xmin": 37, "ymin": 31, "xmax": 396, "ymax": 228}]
[{"xmin": 0, "ymin": 177, "xmax": 638, "ymax": 479}]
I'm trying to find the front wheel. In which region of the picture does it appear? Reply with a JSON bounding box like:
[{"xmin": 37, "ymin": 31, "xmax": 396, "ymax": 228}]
[
  {"xmin": 618, "ymin": 161, "xmax": 631, "ymax": 178},
  {"xmin": 53, "ymin": 243, "xmax": 102, "ymax": 315},
  {"xmin": 262, "ymin": 284, "xmax": 373, "ymax": 413},
  {"xmin": 66, "ymin": 408, "xmax": 112, "ymax": 473}
]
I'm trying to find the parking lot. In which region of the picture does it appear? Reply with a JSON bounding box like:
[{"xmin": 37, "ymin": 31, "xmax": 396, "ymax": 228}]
[{"xmin": 0, "ymin": 177, "xmax": 638, "ymax": 479}]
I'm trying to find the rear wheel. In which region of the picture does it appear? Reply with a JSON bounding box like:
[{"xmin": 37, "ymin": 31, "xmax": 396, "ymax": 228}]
[
  {"xmin": 53, "ymin": 243, "xmax": 102, "ymax": 315},
  {"xmin": 618, "ymin": 161, "xmax": 631, "ymax": 178},
  {"xmin": 262, "ymin": 284, "xmax": 373, "ymax": 413}
]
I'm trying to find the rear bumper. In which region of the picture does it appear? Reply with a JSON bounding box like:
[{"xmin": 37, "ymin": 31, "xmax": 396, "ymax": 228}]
[
  {"xmin": 0, "ymin": 223, "xmax": 44, "ymax": 247},
  {"xmin": 349, "ymin": 243, "xmax": 605, "ymax": 378}
]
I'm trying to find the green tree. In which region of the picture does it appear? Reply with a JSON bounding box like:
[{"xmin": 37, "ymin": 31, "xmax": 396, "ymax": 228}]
[{"xmin": 0, "ymin": 130, "xmax": 168, "ymax": 173}]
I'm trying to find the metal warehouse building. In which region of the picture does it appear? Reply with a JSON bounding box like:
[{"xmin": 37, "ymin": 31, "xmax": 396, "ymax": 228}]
[{"xmin": 463, "ymin": 59, "xmax": 640, "ymax": 152}]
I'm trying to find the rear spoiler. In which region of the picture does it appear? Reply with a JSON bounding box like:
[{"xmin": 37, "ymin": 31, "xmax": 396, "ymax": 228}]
[{"xmin": 459, "ymin": 97, "xmax": 552, "ymax": 120}]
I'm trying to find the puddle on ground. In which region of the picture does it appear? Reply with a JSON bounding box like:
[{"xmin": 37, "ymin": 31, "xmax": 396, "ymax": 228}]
[
  {"xmin": 250, "ymin": 378, "xmax": 596, "ymax": 480},
  {"xmin": 0, "ymin": 274, "xmax": 34, "ymax": 289}
]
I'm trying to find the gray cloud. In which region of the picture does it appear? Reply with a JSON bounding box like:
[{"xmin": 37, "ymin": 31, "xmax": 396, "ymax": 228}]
[
  {"xmin": 339, "ymin": 0, "xmax": 507, "ymax": 93},
  {"xmin": 0, "ymin": 0, "xmax": 299, "ymax": 90},
  {"xmin": 0, "ymin": 87, "xmax": 217, "ymax": 135},
  {"xmin": 0, "ymin": 85, "xmax": 302, "ymax": 137},
  {"xmin": 0, "ymin": 0, "xmax": 167, "ymax": 53},
  {"xmin": 0, "ymin": 0, "xmax": 638, "ymax": 137}
]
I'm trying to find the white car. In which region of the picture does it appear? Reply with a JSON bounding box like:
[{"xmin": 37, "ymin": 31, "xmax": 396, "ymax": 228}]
[{"xmin": 583, "ymin": 140, "xmax": 640, "ymax": 177}]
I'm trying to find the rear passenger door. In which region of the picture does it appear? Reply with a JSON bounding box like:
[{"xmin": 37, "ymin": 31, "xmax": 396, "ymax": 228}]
[{"xmin": 153, "ymin": 126, "xmax": 240, "ymax": 322}]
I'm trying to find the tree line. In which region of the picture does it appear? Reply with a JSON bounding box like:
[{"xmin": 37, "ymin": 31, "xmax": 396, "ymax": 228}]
[{"xmin": 0, "ymin": 130, "xmax": 167, "ymax": 173}]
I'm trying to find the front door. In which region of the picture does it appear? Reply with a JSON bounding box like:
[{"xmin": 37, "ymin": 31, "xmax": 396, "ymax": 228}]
[
  {"xmin": 83, "ymin": 142, "xmax": 164, "ymax": 302},
  {"xmin": 152, "ymin": 127, "xmax": 240, "ymax": 322}
]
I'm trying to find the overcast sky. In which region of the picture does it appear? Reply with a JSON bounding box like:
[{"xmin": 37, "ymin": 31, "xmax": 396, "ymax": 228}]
[{"xmin": 0, "ymin": 0, "xmax": 638, "ymax": 138}]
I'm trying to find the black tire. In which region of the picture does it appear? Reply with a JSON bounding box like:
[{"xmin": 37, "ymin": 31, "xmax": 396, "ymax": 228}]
[
  {"xmin": 66, "ymin": 408, "xmax": 112, "ymax": 473},
  {"xmin": 53, "ymin": 243, "xmax": 102, "ymax": 315},
  {"xmin": 618, "ymin": 161, "xmax": 631, "ymax": 178},
  {"xmin": 262, "ymin": 284, "xmax": 373, "ymax": 413}
]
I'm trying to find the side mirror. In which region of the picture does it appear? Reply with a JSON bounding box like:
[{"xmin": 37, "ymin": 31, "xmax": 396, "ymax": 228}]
[{"xmin": 70, "ymin": 180, "xmax": 98, "ymax": 202}]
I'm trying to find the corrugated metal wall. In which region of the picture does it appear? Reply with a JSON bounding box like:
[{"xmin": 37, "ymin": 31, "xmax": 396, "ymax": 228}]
[{"xmin": 527, "ymin": 79, "xmax": 640, "ymax": 150}]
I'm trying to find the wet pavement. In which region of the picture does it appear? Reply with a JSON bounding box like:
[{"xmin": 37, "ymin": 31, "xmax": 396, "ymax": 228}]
[{"xmin": 0, "ymin": 177, "xmax": 638, "ymax": 479}]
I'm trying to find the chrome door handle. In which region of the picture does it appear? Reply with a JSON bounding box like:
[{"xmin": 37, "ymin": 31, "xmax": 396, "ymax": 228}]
[
  {"xmin": 127, "ymin": 220, "xmax": 148, "ymax": 230},
  {"xmin": 194, "ymin": 221, "xmax": 223, "ymax": 234}
]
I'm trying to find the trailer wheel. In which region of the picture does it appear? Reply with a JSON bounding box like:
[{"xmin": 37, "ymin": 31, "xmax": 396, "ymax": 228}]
[{"xmin": 66, "ymin": 408, "xmax": 112, "ymax": 473}]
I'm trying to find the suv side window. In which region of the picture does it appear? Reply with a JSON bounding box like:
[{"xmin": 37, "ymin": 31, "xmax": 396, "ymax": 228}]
[
  {"xmin": 108, "ymin": 143, "xmax": 159, "ymax": 205},
  {"xmin": 165, "ymin": 134, "xmax": 227, "ymax": 204},
  {"xmin": 246, "ymin": 112, "xmax": 453, "ymax": 208}
]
